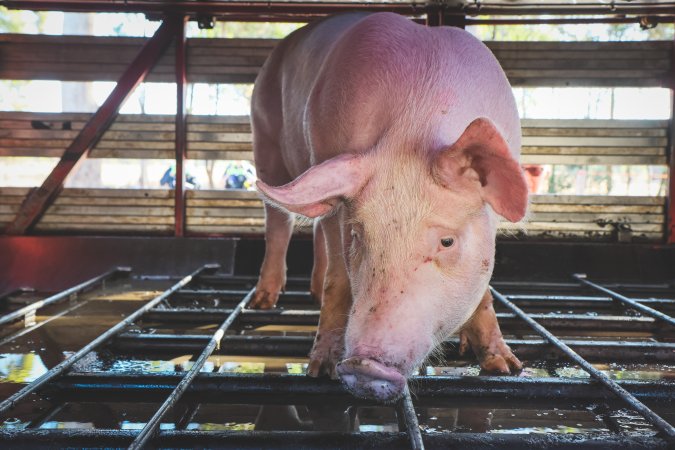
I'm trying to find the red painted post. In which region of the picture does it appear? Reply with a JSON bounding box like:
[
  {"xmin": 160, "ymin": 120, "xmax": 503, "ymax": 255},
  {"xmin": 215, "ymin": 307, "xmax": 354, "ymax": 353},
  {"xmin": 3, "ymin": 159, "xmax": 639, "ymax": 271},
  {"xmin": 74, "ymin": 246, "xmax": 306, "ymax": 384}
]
[
  {"xmin": 4, "ymin": 18, "xmax": 181, "ymax": 235},
  {"xmin": 174, "ymin": 15, "xmax": 188, "ymax": 237}
]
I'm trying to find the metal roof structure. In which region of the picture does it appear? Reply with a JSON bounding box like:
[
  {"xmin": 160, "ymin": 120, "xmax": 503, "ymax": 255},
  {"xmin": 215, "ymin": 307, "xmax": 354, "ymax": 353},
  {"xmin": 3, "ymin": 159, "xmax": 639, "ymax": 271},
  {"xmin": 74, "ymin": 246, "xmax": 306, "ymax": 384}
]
[{"xmin": 3, "ymin": 1, "xmax": 675, "ymax": 24}]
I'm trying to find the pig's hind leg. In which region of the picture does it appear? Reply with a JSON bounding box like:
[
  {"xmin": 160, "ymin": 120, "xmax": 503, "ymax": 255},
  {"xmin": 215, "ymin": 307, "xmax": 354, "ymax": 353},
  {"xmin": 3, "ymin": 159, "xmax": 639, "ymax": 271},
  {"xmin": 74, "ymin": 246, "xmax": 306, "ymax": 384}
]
[
  {"xmin": 459, "ymin": 290, "xmax": 522, "ymax": 374},
  {"xmin": 251, "ymin": 203, "xmax": 294, "ymax": 309}
]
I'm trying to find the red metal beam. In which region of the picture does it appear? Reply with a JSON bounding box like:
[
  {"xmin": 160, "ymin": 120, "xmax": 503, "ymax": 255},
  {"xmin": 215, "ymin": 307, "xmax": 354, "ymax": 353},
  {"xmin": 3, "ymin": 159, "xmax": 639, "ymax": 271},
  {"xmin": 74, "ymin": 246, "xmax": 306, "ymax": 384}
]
[
  {"xmin": 3, "ymin": 18, "xmax": 181, "ymax": 235},
  {"xmin": 174, "ymin": 15, "xmax": 188, "ymax": 237}
]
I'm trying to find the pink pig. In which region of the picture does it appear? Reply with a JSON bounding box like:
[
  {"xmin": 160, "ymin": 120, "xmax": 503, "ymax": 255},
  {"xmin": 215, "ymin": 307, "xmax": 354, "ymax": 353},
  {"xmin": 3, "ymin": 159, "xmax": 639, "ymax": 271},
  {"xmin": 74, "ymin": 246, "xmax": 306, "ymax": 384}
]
[{"xmin": 250, "ymin": 12, "xmax": 527, "ymax": 402}]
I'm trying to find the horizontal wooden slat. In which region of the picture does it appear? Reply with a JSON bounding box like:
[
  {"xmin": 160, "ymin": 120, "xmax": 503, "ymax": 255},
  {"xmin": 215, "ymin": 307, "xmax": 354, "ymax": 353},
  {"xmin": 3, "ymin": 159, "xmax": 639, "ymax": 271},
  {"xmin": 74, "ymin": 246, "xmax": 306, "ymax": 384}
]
[
  {"xmin": 33, "ymin": 223, "xmax": 173, "ymax": 233},
  {"xmin": 499, "ymin": 221, "xmax": 662, "ymax": 233},
  {"xmin": 1, "ymin": 113, "xmax": 668, "ymax": 165},
  {"xmin": 531, "ymin": 195, "xmax": 664, "ymax": 205},
  {"xmin": 530, "ymin": 203, "xmax": 663, "ymax": 214},
  {"xmin": 520, "ymin": 155, "xmax": 666, "ymax": 165},
  {"xmin": 0, "ymin": 186, "xmax": 666, "ymax": 241},
  {"xmin": 0, "ymin": 34, "xmax": 671, "ymax": 87}
]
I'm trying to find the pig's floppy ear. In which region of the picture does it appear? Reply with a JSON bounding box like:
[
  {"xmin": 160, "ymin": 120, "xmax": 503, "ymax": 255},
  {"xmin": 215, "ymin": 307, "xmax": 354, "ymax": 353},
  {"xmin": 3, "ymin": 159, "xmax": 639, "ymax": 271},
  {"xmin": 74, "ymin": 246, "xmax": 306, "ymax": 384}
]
[
  {"xmin": 434, "ymin": 118, "xmax": 528, "ymax": 222},
  {"xmin": 256, "ymin": 153, "xmax": 372, "ymax": 218}
]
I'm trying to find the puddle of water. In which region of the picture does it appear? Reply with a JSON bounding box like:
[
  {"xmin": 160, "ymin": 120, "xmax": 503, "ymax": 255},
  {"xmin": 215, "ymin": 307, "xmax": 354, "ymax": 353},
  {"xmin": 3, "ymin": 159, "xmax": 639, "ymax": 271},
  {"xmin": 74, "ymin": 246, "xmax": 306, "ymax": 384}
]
[
  {"xmin": 185, "ymin": 422, "xmax": 255, "ymax": 431},
  {"xmin": 218, "ymin": 362, "xmax": 265, "ymax": 374},
  {"xmin": 554, "ymin": 363, "xmax": 675, "ymax": 381},
  {"xmin": 0, "ymin": 353, "xmax": 48, "ymax": 383},
  {"xmin": 39, "ymin": 421, "xmax": 95, "ymax": 429}
]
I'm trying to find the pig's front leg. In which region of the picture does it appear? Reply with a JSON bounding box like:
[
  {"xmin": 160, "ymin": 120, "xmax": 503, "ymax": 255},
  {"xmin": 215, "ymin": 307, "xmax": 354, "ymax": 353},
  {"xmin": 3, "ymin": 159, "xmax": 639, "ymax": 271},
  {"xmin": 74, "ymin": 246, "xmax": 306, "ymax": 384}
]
[
  {"xmin": 459, "ymin": 290, "xmax": 522, "ymax": 374},
  {"xmin": 251, "ymin": 203, "xmax": 294, "ymax": 309},
  {"xmin": 307, "ymin": 216, "xmax": 351, "ymax": 378}
]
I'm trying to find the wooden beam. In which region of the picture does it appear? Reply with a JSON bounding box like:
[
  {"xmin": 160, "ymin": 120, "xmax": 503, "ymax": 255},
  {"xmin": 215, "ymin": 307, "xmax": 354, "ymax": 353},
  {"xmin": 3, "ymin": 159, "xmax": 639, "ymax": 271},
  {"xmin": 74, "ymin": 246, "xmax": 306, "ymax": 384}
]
[
  {"xmin": 174, "ymin": 15, "xmax": 188, "ymax": 237},
  {"xmin": 3, "ymin": 17, "xmax": 181, "ymax": 235}
]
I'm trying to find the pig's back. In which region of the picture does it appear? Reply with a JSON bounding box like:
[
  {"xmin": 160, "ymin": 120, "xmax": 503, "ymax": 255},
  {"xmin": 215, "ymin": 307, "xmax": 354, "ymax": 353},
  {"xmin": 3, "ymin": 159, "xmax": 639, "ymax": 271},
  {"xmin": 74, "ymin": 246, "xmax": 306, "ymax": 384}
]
[{"xmin": 252, "ymin": 13, "xmax": 520, "ymax": 181}]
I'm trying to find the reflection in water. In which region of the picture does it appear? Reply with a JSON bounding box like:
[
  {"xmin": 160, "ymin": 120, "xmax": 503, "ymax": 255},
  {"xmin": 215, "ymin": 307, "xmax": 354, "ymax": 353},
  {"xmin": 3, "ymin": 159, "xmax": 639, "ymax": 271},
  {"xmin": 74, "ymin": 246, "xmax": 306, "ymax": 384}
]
[
  {"xmin": 186, "ymin": 422, "xmax": 255, "ymax": 431},
  {"xmin": 490, "ymin": 426, "xmax": 608, "ymax": 434},
  {"xmin": 286, "ymin": 363, "xmax": 307, "ymax": 374},
  {"xmin": 218, "ymin": 362, "xmax": 265, "ymax": 374},
  {"xmin": 0, "ymin": 353, "xmax": 48, "ymax": 383},
  {"xmin": 107, "ymin": 359, "xmax": 175, "ymax": 373},
  {"xmin": 40, "ymin": 422, "xmax": 94, "ymax": 429}
]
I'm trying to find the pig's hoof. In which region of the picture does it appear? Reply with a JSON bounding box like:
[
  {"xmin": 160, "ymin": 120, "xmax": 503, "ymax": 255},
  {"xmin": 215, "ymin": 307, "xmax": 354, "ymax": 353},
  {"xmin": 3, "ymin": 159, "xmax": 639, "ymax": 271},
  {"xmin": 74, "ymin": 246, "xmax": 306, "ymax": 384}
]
[
  {"xmin": 336, "ymin": 357, "xmax": 406, "ymax": 403},
  {"xmin": 250, "ymin": 287, "xmax": 281, "ymax": 309},
  {"xmin": 460, "ymin": 331, "xmax": 522, "ymax": 374},
  {"xmin": 307, "ymin": 333, "xmax": 344, "ymax": 379},
  {"xmin": 479, "ymin": 351, "xmax": 522, "ymax": 374}
]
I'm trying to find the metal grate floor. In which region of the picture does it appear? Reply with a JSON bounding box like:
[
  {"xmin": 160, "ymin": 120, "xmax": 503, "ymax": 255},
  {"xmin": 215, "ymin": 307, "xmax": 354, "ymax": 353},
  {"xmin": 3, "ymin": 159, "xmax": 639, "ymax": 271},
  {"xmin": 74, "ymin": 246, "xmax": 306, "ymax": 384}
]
[{"xmin": 0, "ymin": 265, "xmax": 673, "ymax": 448}]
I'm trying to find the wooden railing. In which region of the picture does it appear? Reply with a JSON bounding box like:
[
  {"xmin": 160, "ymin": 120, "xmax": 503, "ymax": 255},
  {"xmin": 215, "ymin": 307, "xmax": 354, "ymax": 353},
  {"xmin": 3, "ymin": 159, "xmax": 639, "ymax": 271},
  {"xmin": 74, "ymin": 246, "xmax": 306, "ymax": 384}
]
[{"xmin": 0, "ymin": 35, "xmax": 671, "ymax": 87}]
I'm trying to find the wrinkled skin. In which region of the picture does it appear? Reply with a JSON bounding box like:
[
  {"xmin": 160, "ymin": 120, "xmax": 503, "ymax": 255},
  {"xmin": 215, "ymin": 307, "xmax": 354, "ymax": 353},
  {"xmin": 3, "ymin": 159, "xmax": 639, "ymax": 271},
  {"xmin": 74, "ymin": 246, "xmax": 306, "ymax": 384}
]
[{"xmin": 250, "ymin": 12, "xmax": 527, "ymax": 402}]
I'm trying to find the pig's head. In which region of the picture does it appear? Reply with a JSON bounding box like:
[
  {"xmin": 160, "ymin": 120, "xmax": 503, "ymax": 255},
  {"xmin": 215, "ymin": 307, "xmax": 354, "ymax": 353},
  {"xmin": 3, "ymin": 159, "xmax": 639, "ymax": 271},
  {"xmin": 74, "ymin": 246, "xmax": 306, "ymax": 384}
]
[{"xmin": 257, "ymin": 118, "xmax": 528, "ymax": 402}]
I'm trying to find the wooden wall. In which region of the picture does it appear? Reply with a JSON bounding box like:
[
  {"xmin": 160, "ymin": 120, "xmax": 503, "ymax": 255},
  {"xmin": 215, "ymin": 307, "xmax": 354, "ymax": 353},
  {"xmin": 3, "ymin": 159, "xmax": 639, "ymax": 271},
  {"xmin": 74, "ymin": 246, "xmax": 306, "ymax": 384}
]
[
  {"xmin": 1, "ymin": 35, "xmax": 671, "ymax": 87},
  {"xmin": 0, "ymin": 35, "xmax": 671, "ymax": 242}
]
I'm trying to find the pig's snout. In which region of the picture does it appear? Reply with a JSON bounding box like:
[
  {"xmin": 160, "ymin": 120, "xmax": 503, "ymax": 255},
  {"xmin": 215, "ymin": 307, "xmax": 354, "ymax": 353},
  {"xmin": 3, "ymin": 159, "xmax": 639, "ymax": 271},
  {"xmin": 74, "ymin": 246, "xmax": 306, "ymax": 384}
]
[{"xmin": 336, "ymin": 356, "xmax": 406, "ymax": 403}]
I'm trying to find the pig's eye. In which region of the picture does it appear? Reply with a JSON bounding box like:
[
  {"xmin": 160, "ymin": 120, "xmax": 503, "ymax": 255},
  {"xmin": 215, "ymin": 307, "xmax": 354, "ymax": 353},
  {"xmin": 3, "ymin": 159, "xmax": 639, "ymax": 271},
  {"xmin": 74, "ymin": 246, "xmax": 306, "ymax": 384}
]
[{"xmin": 440, "ymin": 237, "xmax": 455, "ymax": 248}]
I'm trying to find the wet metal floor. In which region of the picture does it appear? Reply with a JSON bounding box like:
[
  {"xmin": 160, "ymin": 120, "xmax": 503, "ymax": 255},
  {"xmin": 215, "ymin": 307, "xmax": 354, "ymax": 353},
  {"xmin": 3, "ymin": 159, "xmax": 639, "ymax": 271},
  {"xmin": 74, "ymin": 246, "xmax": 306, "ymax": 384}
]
[{"xmin": 0, "ymin": 268, "xmax": 673, "ymax": 448}]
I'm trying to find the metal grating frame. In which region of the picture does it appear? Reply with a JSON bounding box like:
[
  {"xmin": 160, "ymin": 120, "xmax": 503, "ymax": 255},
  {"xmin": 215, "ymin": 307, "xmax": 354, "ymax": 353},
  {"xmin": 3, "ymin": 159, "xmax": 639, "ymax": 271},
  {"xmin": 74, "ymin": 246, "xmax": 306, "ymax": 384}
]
[{"xmin": 0, "ymin": 266, "xmax": 673, "ymax": 449}]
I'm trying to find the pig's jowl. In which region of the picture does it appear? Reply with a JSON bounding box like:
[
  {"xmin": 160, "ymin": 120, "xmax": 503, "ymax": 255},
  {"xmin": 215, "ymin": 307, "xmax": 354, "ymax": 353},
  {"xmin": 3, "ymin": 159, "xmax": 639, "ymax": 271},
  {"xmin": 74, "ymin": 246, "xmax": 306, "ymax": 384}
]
[{"xmin": 249, "ymin": 12, "xmax": 528, "ymax": 402}]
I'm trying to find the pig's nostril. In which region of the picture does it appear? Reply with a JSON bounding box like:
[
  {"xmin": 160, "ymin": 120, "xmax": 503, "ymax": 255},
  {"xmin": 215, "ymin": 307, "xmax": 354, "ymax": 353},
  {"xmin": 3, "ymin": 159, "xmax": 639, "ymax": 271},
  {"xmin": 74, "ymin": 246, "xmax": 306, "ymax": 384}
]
[{"xmin": 337, "ymin": 356, "xmax": 406, "ymax": 403}]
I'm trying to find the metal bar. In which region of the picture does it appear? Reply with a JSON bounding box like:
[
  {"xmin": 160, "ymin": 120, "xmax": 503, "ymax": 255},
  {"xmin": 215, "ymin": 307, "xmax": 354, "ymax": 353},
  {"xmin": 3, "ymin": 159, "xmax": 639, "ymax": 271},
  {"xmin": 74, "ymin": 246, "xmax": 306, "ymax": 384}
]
[
  {"xmin": 197, "ymin": 276, "xmax": 675, "ymax": 296},
  {"xmin": 5, "ymin": 0, "xmax": 675, "ymax": 18},
  {"xmin": 174, "ymin": 14, "xmax": 187, "ymax": 238},
  {"xmin": 0, "ymin": 429, "xmax": 668, "ymax": 449},
  {"xmin": 0, "ymin": 267, "xmax": 130, "ymax": 327},
  {"xmin": 668, "ymin": 32, "xmax": 675, "ymax": 244},
  {"xmin": 47, "ymin": 373, "xmax": 675, "ymax": 405},
  {"xmin": 145, "ymin": 307, "xmax": 663, "ymax": 332},
  {"xmin": 3, "ymin": 18, "xmax": 180, "ymax": 235},
  {"xmin": 491, "ymin": 287, "xmax": 675, "ymax": 441},
  {"xmin": 0, "ymin": 288, "xmax": 35, "ymax": 308},
  {"xmin": 0, "ymin": 264, "xmax": 217, "ymax": 416},
  {"xmin": 129, "ymin": 287, "xmax": 255, "ymax": 449},
  {"xmin": 573, "ymin": 274, "xmax": 675, "ymax": 327},
  {"xmin": 175, "ymin": 403, "xmax": 200, "ymax": 430},
  {"xmin": 175, "ymin": 289, "xmax": 675, "ymax": 311},
  {"xmin": 397, "ymin": 386, "xmax": 424, "ymax": 450},
  {"xmin": 0, "ymin": 297, "xmax": 94, "ymax": 348},
  {"xmin": 27, "ymin": 403, "xmax": 65, "ymax": 429},
  {"xmin": 112, "ymin": 333, "xmax": 675, "ymax": 363}
]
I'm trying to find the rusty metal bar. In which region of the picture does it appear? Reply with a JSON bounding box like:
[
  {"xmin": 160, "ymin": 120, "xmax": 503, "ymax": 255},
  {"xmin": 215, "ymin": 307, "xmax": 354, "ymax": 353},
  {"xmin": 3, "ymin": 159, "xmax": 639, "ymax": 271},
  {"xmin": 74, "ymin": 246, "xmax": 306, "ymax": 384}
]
[
  {"xmin": 0, "ymin": 296, "xmax": 96, "ymax": 348},
  {"xmin": 491, "ymin": 287, "xmax": 675, "ymax": 441},
  {"xmin": 144, "ymin": 307, "xmax": 664, "ymax": 333},
  {"xmin": 3, "ymin": 18, "xmax": 180, "ymax": 235},
  {"xmin": 112, "ymin": 333, "xmax": 675, "ymax": 363},
  {"xmin": 397, "ymin": 386, "xmax": 424, "ymax": 450},
  {"xmin": 4, "ymin": 0, "xmax": 675, "ymax": 19},
  {"xmin": 129, "ymin": 287, "xmax": 255, "ymax": 449},
  {"xmin": 573, "ymin": 274, "xmax": 675, "ymax": 327},
  {"xmin": 0, "ymin": 429, "xmax": 669, "ymax": 449},
  {"xmin": 668, "ymin": 29, "xmax": 675, "ymax": 244},
  {"xmin": 174, "ymin": 14, "xmax": 187, "ymax": 238},
  {"xmin": 174, "ymin": 289, "xmax": 675, "ymax": 312},
  {"xmin": 0, "ymin": 264, "xmax": 217, "ymax": 416},
  {"xmin": 0, "ymin": 267, "xmax": 130, "ymax": 327},
  {"xmin": 46, "ymin": 372, "xmax": 675, "ymax": 405}
]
